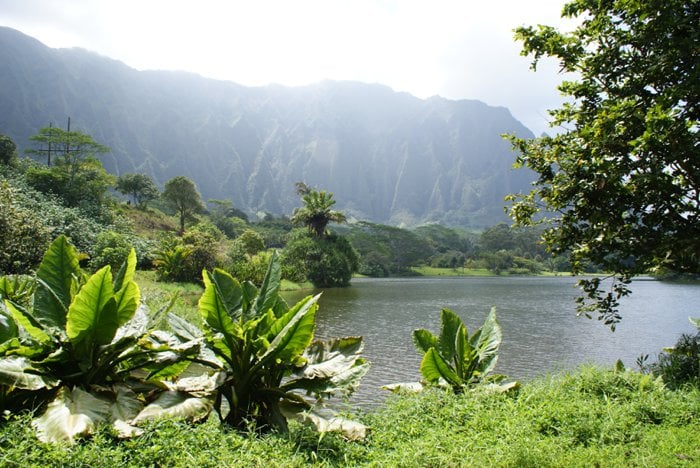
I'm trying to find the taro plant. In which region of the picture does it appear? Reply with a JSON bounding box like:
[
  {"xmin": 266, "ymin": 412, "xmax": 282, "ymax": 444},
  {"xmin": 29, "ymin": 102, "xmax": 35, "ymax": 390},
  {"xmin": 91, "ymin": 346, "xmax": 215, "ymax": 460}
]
[
  {"xmin": 167, "ymin": 252, "xmax": 370, "ymax": 439},
  {"xmin": 0, "ymin": 236, "xmax": 202, "ymax": 443},
  {"xmin": 386, "ymin": 307, "xmax": 516, "ymax": 394}
]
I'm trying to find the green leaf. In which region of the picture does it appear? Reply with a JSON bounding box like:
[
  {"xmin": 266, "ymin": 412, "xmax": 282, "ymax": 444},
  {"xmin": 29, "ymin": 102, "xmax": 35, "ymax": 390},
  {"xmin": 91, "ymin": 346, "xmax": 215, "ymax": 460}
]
[
  {"xmin": 420, "ymin": 347, "xmax": 461, "ymax": 387},
  {"xmin": 412, "ymin": 329, "xmax": 438, "ymax": 354},
  {"xmin": 113, "ymin": 249, "xmax": 136, "ymax": 292},
  {"xmin": 132, "ymin": 391, "xmax": 213, "ymax": 424},
  {"xmin": 113, "ymin": 280, "xmax": 140, "ymax": 328},
  {"xmin": 32, "ymin": 386, "xmax": 111, "ymax": 444},
  {"xmin": 251, "ymin": 251, "xmax": 281, "ymax": 318},
  {"xmin": 66, "ymin": 266, "xmax": 119, "ymax": 351},
  {"xmin": 472, "ymin": 307, "xmax": 501, "ymax": 375},
  {"xmin": 4, "ymin": 300, "xmax": 51, "ymax": 344},
  {"xmin": 438, "ymin": 308, "xmax": 462, "ymax": 362},
  {"xmin": 34, "ymin": 236, "xmax": 81, "ymax": 331},
  {"xmin": 0, "ymin": 304, "xmax": 18, "ymax": 343},
  {"xmin": 454, "ymin": 324, "xmax": 473, "ymax": 379},
  {"xmin": 262, "ymin": 294, "xmax": 318, "ymax": 363},
  {"xmin": 199, "ymin": 270, "xmax": 241, "ymax": 337}
]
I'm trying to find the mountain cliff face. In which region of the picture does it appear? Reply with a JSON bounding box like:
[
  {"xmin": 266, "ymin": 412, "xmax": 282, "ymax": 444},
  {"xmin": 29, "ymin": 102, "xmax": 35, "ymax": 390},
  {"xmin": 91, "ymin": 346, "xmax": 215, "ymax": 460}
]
[{"xmin": 0, "ymin": 26, "xmax": 535, "ymax": 227}]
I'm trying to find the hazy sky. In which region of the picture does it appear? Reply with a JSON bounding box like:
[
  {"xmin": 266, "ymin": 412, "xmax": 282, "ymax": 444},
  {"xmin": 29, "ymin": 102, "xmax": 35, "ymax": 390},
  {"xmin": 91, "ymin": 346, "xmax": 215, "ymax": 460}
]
[{"xmin": 0, "ymin": 0, "xmax": 578, "ymax": 135}]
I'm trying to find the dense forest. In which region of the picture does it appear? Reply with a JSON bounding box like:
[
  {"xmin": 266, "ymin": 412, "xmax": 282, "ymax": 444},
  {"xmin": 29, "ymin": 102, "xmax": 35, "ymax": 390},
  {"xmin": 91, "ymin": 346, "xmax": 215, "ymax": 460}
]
[{"xmin": 0, "ymin": 128, "xmax": 569, "ymax": 286}]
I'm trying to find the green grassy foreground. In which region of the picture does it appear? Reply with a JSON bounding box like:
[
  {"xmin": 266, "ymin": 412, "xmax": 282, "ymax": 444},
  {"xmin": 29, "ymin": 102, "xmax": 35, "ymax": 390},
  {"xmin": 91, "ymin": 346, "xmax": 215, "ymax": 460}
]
[{"xmin": 1, "ymin": 366, "xmax": 697, "ymax": 466}]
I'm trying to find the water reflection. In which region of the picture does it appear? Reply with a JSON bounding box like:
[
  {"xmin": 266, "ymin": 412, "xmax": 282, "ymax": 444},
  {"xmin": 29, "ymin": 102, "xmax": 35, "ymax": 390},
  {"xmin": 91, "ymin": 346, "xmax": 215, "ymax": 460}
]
[{"xmin": 283, "ymin": 277, "xmax": 699, "ymax": 407}]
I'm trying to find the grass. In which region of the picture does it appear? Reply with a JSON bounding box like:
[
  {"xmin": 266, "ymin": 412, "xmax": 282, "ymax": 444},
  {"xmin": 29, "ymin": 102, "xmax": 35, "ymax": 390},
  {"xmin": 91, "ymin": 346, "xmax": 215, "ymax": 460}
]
[{"xmin": 1, "ymin": 366, "xmax": 697, "ymax": 466}]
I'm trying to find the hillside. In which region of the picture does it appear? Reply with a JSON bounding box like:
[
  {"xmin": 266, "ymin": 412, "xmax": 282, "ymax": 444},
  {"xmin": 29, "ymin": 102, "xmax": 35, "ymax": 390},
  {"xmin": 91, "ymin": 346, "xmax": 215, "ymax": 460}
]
[{"xmin": 0, "ymin": 26, "xmax": 535, "ymax": 227}]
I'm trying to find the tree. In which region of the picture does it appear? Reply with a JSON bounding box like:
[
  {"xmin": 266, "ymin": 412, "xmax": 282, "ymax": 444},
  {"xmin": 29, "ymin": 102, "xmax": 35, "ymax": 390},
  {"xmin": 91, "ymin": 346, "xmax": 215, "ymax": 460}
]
[
  {"xmin": 24, "ymin": 126, "xmax": 114, "ymax": 211},
  {"xmin": 161, "ymin": 176, "xmax": 205, "ymax": 234},
  {"xmin": 26, "ymin": 125, "xmax": 109, "ymax": 175},
  {"xmin": 116, "ymin": 173, "xmax": 160, "ymax": 208},
  {"xmin": 0, "ymin": 134, "xmax": 17, "ymax": 165},
  {"xmin": 291, "ymin": 182, "xmax": 347, "ymax": 237},
  {"xmin": 507, "ymin": 0, "xmax": 699, "ymax": 327}
]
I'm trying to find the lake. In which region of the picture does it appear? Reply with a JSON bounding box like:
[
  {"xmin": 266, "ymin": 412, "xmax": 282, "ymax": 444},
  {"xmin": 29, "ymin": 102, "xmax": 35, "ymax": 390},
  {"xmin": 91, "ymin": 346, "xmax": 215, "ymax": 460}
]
[{"xmin": 283, "ymin": 276, "xmax": 699, "ymax": 407}]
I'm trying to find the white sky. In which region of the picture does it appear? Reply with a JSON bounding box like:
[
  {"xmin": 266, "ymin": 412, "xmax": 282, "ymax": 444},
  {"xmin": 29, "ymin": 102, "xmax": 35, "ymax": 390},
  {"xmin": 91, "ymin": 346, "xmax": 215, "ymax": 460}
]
[{"xmin": 0, "ymin": 0, "xmax": 577, "ymax": 135}]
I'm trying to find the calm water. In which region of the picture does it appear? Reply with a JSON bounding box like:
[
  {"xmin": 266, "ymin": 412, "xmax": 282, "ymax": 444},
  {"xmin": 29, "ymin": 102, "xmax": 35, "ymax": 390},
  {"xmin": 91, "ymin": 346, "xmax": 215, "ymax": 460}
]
[{"xmin": 283, "ymin": 276, "xmax": 699, "ymax": 407}]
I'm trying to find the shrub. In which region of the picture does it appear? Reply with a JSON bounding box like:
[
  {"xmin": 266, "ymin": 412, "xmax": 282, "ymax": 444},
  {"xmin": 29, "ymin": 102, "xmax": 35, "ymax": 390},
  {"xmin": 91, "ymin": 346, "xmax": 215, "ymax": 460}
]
[
  {"xmin": 649, "ymin": 324, "xmax": 700, "ymax": 389},
  {"xmin": 0, "ymin": 181, "xmax": 51, "ymax": 274}
]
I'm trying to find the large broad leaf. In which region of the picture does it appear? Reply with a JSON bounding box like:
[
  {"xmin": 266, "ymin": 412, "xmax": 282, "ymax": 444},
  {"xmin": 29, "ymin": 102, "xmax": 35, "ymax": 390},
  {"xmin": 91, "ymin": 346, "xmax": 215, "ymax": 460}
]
[
  {"xmin": 690, "ymin": 317, "xmax": 699, "ymax": 330},
  {"xmin": 167, "ymin": 312, "xmax": 203, "ymax": 341},
  {"xmin": 132, "ymin": 390, "xmax": 213, "ymax": 424},
  {"xmin": 281, "ymin": 403, "xmax": 367, "ymax": 441},
  {"xmin": 438, "ymin": 308, "xmax": 463, "ymax": 362},
  {"xmin": 420, "ymin": 347, "xmax": 461, "ymax": 387},
  {"xmin": 0, "ymin": 303, "xmax": 19, "ymax": 343},
  {"xmin": 288, "ymin": 337, "xmax": 369, "ymax": 397},
  {"xmin": 113, "ymin": 249, "xmax": 140, "ymax": 328},
  {"xmin": 472, "ymin": 307, "xmax": 501, "ymax": 376},
  {"xmin": 0, "ymin": 355, "xmax": 59, "ymax": 390},
  {"xmin": 112, "ymin": 304, "xmax": 150, "ymax": 344},
  {"xmin": 34, "ymin": 236, "xmax": 81, "ymax": 331},
  {"xmin": 66, "ymin": 266, "xmax": 120, "ymax": 352},
  {"xmin": 199, "ymin": 270, "xmax": 241, "ymax": 337},
  {"xmin": 250, "ymin": 251, "xmax": 281, "ymax": 319},
  {"xmin": 112, "ymin": 249, "xmax": 136, "ymax": 293},
  {"xmin": 297, "ymin": 336, "xmax": 364, "ymax": 379},
  {"xmin": 381, "ymin": 381, "xmax": 425, "ymax": 393},
  {"xmin": 33, "ymin": 386, "xmax": 111, "ymax": 444},
  {"xmin": 454, "ymin": 324, "xmax": 474, "ymax": 379},
  {"xmin": 412, "ymin": 329, "xmax": 438, "ymax": 354},
  {"xmin": 110, "ymin": 384, "xmax": 145, "ymax": 438},
  {"xmin": 4, "ymin": 300, "xmax": 50, "ymax": 344},
  {"xmin": 261, "ymin": 295, "xmax": 319, "ymax": 363}
]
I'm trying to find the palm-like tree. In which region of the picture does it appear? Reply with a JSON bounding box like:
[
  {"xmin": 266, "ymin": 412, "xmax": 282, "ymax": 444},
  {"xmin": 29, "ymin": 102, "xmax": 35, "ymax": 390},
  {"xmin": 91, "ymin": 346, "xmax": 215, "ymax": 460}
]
[{"xmin": 291, "ymin": 182, "xmax": 347, "ymax": 237}]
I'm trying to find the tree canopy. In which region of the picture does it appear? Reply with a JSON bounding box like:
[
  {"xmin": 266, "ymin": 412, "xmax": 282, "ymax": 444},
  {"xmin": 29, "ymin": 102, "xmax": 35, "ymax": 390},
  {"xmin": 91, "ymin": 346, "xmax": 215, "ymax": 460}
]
[
  {"xmin": 116, "ymin": 173, "xmax": 160, "ymax": 208},
  {"xmin": 162, "ymin": 176, "xmax": 205, "ymax": 234},
  {"xmin": 291, "ymin": 182, "xmax": 347, "ymax": 237},
  {"xmin": 507, "ymin": 0, "xmax": 699, "ymax": 327},
  {"xmin": 24, "ymin": 126, "xmax": 113, "ymax": 211},
  {"xmin": 0, "ymin": 134, "xmax": 17, "ymax": 165}
]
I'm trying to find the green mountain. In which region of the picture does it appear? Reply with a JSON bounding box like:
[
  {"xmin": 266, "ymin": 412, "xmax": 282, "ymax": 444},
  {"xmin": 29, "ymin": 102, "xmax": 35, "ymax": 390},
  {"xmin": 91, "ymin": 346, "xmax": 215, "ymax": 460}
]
[{"xmin": 0, "ymin": 26, "xmax": 535, "ymax": 227}]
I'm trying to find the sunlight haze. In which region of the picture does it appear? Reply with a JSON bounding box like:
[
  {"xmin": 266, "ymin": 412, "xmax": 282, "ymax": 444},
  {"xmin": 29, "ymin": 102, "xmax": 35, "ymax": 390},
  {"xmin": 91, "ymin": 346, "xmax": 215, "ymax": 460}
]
[{"xmin": 0, "ymin": 0, "xmax": 576, "ymax": 135}]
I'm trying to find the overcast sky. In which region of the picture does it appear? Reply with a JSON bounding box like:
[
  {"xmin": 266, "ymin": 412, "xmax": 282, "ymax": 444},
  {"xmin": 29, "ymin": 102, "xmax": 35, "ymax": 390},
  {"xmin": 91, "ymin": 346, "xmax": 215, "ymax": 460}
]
[{"xmin": 0, "ymin": 0, "xmax": 578, "ymax": 135}]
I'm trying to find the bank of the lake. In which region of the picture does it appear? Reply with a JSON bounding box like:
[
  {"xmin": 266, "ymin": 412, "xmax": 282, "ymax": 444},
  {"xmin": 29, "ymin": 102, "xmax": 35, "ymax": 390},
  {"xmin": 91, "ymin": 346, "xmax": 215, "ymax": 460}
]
[{"xmin": 1, "ymin": 366, "xmax": 697, "ymax": 466}]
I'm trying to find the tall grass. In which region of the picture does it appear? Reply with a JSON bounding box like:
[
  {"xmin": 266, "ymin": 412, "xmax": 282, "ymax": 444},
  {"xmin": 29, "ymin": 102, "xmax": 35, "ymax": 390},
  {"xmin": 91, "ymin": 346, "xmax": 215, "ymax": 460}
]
[{"xmin": 1, "ymin": 366, "xmax": 697, "ymax": 466}]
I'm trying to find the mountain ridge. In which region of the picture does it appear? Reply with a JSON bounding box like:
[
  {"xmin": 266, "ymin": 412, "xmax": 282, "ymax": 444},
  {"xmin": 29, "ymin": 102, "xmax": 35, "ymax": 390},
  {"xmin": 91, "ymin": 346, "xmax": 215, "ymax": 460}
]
[{"xmin": 0, "ymin": 26, "xmax": 534, "ymax": 227}]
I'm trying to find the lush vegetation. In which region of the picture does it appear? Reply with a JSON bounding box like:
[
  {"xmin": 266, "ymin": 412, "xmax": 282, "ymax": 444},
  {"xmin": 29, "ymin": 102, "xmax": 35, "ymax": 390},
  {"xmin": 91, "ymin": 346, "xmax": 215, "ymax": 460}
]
[{"xmin": 0, "ymin": 366, "xmax": 697, "ymax": 466}]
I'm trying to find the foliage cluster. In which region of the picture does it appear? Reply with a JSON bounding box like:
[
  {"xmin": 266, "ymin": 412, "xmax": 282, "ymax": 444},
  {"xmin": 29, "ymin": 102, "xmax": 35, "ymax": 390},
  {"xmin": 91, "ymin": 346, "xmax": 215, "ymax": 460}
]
[
  {"xmin": 0, "ymin": 237, "xmax": 369, "ymax": 444},
  {"xmin": 507, "ymin": 0, "xmax": 700, "ymax": 325},
  {"xmin": 283, "ymin": 229, "xmax": 359, "ymax": 287}
]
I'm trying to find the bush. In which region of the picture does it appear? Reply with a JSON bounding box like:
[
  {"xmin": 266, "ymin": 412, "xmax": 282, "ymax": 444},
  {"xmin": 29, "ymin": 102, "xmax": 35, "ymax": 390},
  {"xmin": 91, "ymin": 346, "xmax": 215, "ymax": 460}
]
[
  {"xmin": 282, "ymin": 230, "xmax": 359, "ymax": 287},
  {"xmin": 650, "ymin": 331, "xmax": 700, "ymax": 389},
  {"xmin": 155, "ymin": 230, "xmax": 220, "ymax": 283},
  {"xmin": 0, "ymin": 181, "xmax": 51, "ymax": 274}
]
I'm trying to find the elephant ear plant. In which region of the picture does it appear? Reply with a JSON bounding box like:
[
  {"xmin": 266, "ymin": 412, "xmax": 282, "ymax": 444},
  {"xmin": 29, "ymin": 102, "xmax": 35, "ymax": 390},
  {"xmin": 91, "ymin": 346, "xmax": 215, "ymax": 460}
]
[
  {"xmin": 0, "ymin": 236, "xmax": 202, "ymax": 443},
  {"xmin": 386, "ymin": 307, "xmax": 517, "ymax": 394},
  {"xmin": 167, "ymin": 253, "xmax": 370, "ymax": 439}
]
